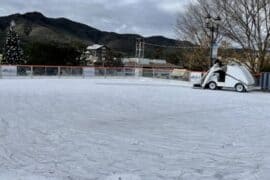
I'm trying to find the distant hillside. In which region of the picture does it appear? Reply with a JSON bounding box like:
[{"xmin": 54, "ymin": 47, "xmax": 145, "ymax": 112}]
[{"xmin": 0, "ymin": 12, "xmax": 193, "ymax": 57}]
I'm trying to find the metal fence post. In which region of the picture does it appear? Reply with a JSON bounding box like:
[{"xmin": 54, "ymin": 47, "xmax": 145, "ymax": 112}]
[
  {"xmin": 30, "ymin": 66, "xmax": 33, "ymax": 78},
  {"xmin": 58, "ymin": 66, "xmax": 61, "ymax": 78}
]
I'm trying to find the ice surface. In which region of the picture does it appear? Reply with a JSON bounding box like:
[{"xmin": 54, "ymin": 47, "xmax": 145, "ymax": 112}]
[{"xmin": 0, "ymin": 78, "xmax": 270, "ymax": 180}]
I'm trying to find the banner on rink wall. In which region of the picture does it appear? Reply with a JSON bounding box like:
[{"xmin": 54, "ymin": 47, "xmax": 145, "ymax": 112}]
[
  {"xmin": 83, "ymin": 67, "xmax": 95, "ymax": 77},
  {"xmin": 0, "ymin": 65, "xmax": 17, "ymax": 78},
  {"xmin": 189, "ymin": 72, "xmax": 203, "ymax": 83}
]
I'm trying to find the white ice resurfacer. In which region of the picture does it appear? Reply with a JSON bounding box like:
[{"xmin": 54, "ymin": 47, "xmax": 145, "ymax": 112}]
[{"xmin": 193, "ymin": 61, "xmax": 256, "ymax": 92}]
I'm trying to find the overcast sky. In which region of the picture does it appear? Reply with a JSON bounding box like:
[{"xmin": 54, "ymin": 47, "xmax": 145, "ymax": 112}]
[{"xmin": 0, "ymin": 0, "xmax": 190, "ymax": 38}]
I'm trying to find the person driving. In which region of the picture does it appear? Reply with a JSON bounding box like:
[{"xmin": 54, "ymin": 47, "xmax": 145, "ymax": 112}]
[{"xmin": 213, "ymin": 59, "xmax": 226, "ymax": 82}]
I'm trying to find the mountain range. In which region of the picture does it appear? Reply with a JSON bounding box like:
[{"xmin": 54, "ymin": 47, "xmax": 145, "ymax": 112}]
[{"xmin": 0, "ymin": 12, "xmax": 193, "ymax": 57}]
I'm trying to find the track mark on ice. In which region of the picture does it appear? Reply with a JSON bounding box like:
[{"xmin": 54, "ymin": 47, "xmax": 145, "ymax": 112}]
[{"xmin": 105, "ymin": 174, "xmax": 141, "ymax": 180}]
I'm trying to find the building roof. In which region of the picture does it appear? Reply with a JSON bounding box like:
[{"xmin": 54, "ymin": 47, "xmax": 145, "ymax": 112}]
[{"xmin": 87, "ymin": 44, "xmax": 105, "ymax": 50}]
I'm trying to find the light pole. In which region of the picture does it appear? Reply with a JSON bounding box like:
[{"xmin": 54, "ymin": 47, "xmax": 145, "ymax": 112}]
[{"xmin": 205, "ymin": 14, "xmax": 221, "ymax": 66}]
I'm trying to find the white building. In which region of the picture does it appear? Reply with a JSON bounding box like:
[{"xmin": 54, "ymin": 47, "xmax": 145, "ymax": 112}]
[
  {"xmin": 122, "ymin": 58, "xmax": 167, "ymax": 66},
  {"xmin": 81, "ymin": 44, "xmax": 108, "ymax": 66},
  {"xmin": 122, "ymin": 57, "xmax": 180, "ymax": 78}
]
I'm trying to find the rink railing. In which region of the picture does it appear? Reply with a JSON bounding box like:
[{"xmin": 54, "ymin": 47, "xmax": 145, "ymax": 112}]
[{"xmin": 0, "ymin": 65, "xmax": 192, "ymax": 81}]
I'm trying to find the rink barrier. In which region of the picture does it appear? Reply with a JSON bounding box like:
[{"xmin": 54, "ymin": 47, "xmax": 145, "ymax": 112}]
[
  {"xmin": 0, "ymin": 65, "xmax": 191, "ymax": 81},
  {"xmin": 0, "ymin": 65, "xmax": 262, "ymax": 86}
]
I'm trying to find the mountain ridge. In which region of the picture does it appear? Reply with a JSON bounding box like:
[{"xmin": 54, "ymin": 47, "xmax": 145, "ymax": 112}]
[{"xmin": 0, "ymin": 12, "xmax": 193, "ymax": 57}]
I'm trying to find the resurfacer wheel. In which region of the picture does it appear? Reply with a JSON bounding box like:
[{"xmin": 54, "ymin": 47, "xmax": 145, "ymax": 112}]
[
  {"xmin": 208, "ymin": 82, "xmax": 217, "ymax": 90},
  {"xmin": 235, "ymin": 83, "xmax": 246, "ymax": 92}
]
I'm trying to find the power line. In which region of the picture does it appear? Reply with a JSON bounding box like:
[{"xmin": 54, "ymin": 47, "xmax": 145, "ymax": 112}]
[{"xmin": 143, "ymin": 42, "xmax": 202, "ymax": 49}]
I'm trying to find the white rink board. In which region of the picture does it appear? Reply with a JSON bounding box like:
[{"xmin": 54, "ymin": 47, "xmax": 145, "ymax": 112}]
[
  {"xmin": 190, "ymin": 71, "xmax": 203, "ymax": 83},
  {"xmin": 83, "ymin": 67, "xmax": 95, "ymax": 77},
  {"xmin": 0, "ymin": 65, "xmax": 17, "ymax": 77}
]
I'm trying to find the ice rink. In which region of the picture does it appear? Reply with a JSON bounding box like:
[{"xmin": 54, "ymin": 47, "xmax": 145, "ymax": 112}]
[{"xmin": 0, "ymin": 78, "xmax": 270, "ymax": 180}]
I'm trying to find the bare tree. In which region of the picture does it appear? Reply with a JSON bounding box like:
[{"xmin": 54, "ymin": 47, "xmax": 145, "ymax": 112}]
[
  {"xmin": 176, "ymin": 0, "xmax": 223, "ymax": 46},
  {"xmin": 218, "ymin": 0, "xmax": 270, "ymax": 72},
  {"xmin": 177, "ymin": 0, "xmax": 270, "ymax": 72},
  {"xmin": 176, "ymin": 0, "xmax": 224, "ymax": 70}
]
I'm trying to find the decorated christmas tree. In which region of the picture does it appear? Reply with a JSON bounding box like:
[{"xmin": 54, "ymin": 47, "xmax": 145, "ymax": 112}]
[{"xmin": 2, "ymin": 20, "xmax": 24, "ymax": 65}]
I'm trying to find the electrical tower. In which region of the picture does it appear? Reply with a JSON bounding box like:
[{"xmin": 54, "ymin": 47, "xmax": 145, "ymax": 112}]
[{"xmin": 135, "ymin": 38, "xmax": 144, "ymax": 59}]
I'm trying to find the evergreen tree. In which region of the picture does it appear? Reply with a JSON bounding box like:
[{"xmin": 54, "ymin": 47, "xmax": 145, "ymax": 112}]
[{"xmin": 2, "ymin": 20, "xmax": 24, "ymax": 65}]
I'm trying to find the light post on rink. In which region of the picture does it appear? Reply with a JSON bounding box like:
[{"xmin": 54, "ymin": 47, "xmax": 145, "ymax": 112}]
[{"xmin": 205, "ymin": 14, "xmax": 221, "ymax": 67}]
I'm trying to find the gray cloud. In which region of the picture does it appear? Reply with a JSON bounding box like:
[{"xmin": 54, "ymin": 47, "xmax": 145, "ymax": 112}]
[{"xmin": 0, "ymin": 0, "xmax": 190, "ymax": 38}]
